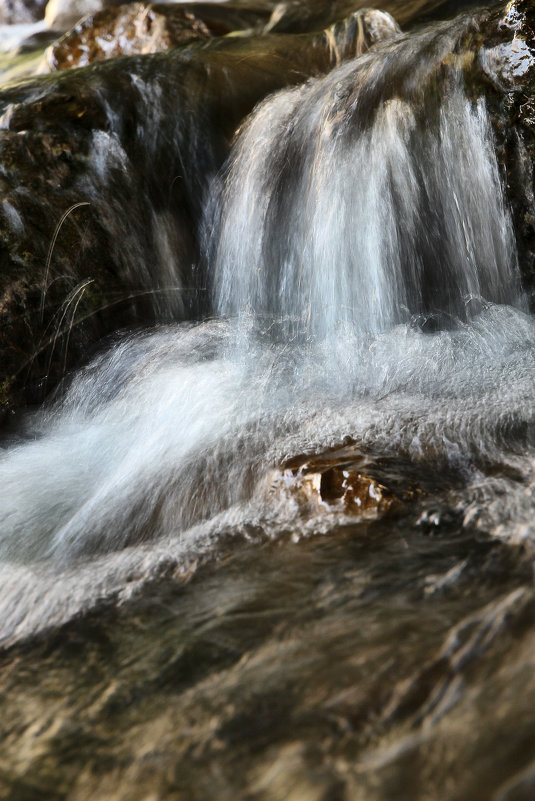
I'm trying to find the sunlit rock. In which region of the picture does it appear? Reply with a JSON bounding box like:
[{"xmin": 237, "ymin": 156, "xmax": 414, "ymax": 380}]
[
  {"xmin": 44, "ymin": 3, "xmax": 213, "ymax": 71},
  {"xmin": 270, "ymin": 445, "xmax": 398, "ymax": 520},
  {"xmin": 270, "ymin": 464, "xmax": 392, "ymax": 517},
  {"xmin": 43, "ymin": 0, "xmax": 272, "ymax": 35},
  {"xmin": 479, "ymin": 0, "xmax": 535, "ymax": 90}
]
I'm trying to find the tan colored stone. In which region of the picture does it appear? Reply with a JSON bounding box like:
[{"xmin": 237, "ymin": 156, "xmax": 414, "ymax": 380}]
[{"xmin": 45, "ymin": 2, "xmax": 212, "ymax": 71}]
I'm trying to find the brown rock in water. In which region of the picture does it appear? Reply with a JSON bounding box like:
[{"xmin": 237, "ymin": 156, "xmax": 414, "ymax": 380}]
[
  {"xmin": 45, "ymin": 4, "xmax": 213, "ymax": 72},
  {"xmin": 273, "ymin": 444, "xmax": 398, "ymax": 518},
  {"xmin": 271, "ymin": 464, "xmax": 392, "ymax": 517}
]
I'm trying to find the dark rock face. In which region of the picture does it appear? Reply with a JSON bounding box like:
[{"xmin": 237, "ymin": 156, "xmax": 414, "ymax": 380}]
[
  {"xmin": 0, "ymin": 12, "xmax": 394, "ymax": 419},
  {"xmin": 44, "ymin": 3, "xmax": 214, "ymax": 71},
  {"xmin": 0, "ymin": 519, "xmax": 533, "ymax": 801},
  {"xmin": 476, "ymin": 0, "xmax": 535, "ymax": 301}
]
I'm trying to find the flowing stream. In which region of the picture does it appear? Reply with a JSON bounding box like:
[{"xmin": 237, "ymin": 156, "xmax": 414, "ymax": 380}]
[{"xmin": 2, "ymin": 7, "xmax": 535, "ymax": 799}]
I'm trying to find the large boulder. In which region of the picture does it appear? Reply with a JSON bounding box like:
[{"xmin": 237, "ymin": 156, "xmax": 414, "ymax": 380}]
[{"xmin": 2, "ymin": 0, "xmax": 535, "ymax": 421}]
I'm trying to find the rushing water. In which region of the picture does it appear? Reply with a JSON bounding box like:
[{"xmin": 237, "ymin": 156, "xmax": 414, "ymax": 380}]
[
  {"xmin": 2, "ymin": 7, "xmax": 535, "ymax": 798},
  {"xmin": 1, "ymin": 11, "xmax": 532, "ymax": 635}
]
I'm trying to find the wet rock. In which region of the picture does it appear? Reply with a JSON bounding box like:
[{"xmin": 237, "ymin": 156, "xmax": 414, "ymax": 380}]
[
  {"xmin": 2, "ymin": 0, "xmax": 535, "ymax": 419},
  {"xmin": 472, "ymin": 0, "xmax": 535, "ymax": 300},
  {"xmin": 0, "ymin": 0, "xmax": 47, "ymax": 24},
  {"xmin": 270, "ymin": 464, "xmax": 392, "ymax": 517},
  {"xmin": 0, "ymin": 520, "xmax": 532, "ymax": 801},
  {"xmin": 322, "ymin": 8, "xmax": 400, "ymax": 65},
  {"xmin": 479, "ymin": 0, "xmax": 535, "ymax": 91},
  {"xmin": 270, "ymin": 443, "xmax": 419, "ymax": 519},
  {"xmin": 44, "ymin": 3, "xmax": 213, "ymax": 72}
]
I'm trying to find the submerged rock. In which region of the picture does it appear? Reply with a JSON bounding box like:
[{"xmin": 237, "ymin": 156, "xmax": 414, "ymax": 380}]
[
  {"xmin": 0, "ymin": 517, "xmax": 532, "ymax": 801},
  {"xmin": 263, "ymin": 0, "xmax": 486, "ymax": 33}
]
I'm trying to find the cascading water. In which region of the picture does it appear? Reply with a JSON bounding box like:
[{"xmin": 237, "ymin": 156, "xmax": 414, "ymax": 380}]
[
  {"xmin": 1, "ymin": 10, "xmax": 535, "ymax": 650},
  {"xmin": 212, "ymin": 32, "xmax": 523, "ymax": 342}
]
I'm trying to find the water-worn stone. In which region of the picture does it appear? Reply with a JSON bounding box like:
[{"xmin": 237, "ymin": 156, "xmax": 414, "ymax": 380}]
[
  {"xmin": 44, "ymin": 3, "xmax": 213, "ymax": 71},
  {"xmin": 273, "ymin": 444, "xmax": 400, "ymax": 518},
  {"xmin": 270, "ymin": 464, "xmax": 391, "ymax": 516}
]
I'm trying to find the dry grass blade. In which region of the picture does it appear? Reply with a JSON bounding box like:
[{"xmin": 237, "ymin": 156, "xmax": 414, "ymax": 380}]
[
  {"xmin": 40, "ymin": 202, "xmax": 91, "ymax": 324},
  {"xmin": 15, "ymin": 286, "xmax": 193, "ymax": 386},
  {"xmin": 45, "ymin": 278, "xmax": 95, "ymax": 391}
]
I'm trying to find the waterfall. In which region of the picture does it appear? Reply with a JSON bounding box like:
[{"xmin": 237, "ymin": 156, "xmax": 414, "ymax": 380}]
[
  {"xmin": 211, "ymin": 22, "xmax": 523, "ymax": 343},
  {"xmin": 1, "ymin": 11, "xmax": 535, "ymax": 644}
]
